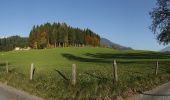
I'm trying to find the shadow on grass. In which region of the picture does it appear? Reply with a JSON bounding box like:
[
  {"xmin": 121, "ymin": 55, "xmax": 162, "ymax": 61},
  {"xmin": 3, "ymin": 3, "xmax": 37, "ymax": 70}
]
[
  {"xmin": 55, "ymin": 69, "xmax": 69, "ymax": 81},
  {"xmin": 62, "ymin": 53, "xmax": 170, "ymax": 75},
  {"xmin": 0, "ymin": 62, "xmax": 16, "ymax": 73},
  {"xmin": 84, "ymin": 52, "xmax": 170, "ymax": 59},
  {"xmin": 0, "ymin": 63, "xmax": 7, "ymax": 71},
  {"xmin": 61, "ymin": 52, "xmax": 170, "ymax": 64},
  {"xmin": 62, "ymin": 53, "xmax": 112, "ymax": 63},
  {"xmin": 0, "ymin": 63, "xmax": 6, "ymax": 67}
]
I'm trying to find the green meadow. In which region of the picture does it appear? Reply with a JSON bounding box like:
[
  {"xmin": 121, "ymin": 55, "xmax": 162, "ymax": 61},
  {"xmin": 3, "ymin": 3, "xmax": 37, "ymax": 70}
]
[{"xmin": 0, "ymin": 47, "xmax": 170, "ymax": 99}]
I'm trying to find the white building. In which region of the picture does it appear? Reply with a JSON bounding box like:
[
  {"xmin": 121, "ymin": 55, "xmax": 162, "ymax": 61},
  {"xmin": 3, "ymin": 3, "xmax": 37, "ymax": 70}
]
[{"xmin": 14, "ymin": 47, "xmax": 20, "ymax": 51}]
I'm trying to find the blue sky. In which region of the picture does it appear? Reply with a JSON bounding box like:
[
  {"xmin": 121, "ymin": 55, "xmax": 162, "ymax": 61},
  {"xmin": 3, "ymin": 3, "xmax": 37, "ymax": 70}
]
[{"xmin": 0, "ymin": 0, "xmax": 167, "ymax": 51}]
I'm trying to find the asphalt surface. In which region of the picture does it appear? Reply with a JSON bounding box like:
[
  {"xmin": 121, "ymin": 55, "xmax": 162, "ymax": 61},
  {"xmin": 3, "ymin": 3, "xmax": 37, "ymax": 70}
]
[
  {"xmin": 127, "ymin": 82, "xmax": 170, "ymax": 100},
  {"xmin": 0, "ymin": 83, "xmax": 42, "ymax": 100}
]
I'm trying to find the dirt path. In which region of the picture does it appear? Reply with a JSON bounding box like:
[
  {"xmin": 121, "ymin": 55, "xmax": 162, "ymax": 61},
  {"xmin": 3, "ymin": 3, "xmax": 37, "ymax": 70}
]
[
  {"xmin": 127, "ymin": 82, "xmax": 170, "ymax": 100},
  {"xmin": 0, "ymin": 83, "xmax": 43, "ymax": 100}
]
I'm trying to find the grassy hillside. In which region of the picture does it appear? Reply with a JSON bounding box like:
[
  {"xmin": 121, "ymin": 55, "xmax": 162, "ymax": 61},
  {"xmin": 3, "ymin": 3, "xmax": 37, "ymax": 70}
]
[{"xmin": 0, "ymin": 47, "xmax": 170, "ymax": 99}]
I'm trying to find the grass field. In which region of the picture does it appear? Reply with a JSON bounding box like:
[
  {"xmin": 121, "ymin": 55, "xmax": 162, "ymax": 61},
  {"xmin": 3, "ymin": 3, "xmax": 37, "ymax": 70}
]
[{"xmin": 1, "ymin": 47, "xmax": 170, "ymax": 99}]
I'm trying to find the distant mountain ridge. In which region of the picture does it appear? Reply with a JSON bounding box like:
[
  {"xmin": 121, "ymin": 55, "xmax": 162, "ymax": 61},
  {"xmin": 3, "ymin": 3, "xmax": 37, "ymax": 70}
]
[
  {"xmin": 161, "ymin": 46, "xmax": 170, "ymax": 52},
  {"xmin": 100, "ymin": 38, "xmax": 133, "ymax": 50}
]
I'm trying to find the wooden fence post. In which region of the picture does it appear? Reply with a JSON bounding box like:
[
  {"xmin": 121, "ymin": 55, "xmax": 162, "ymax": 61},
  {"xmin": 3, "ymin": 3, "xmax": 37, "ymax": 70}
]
[
  {"xmin": 6, "ymin": 61, "xmax": 8, "ymax": 73},
  {"xmin": 30, "ymin": 63, "xmax": 34, "ymax": 80},
  {"xmin": 113, "ymin": 60, "xmax": 118, "ymax": 83},
  {"xmin": 72, "ymin": 64, "xmax": 76, "ymax": 85},
  {"xmin": 155, "ymin": 61, "xmax": 159, "ymax": 75}
]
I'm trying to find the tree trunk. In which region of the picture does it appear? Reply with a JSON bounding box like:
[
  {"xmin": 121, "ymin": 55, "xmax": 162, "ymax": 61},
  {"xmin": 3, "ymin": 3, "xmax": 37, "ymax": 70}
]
[
  {"xmin": 54, "ymin": 40, "xmax": 56, "ymax": 48},
  {"xmin": 59, "ymin": 42, "xmax": 61, "ymax": 47}
]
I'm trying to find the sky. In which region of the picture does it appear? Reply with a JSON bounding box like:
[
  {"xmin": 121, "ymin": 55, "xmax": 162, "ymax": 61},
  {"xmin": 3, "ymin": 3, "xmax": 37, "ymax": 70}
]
[{"xmin": 0, "ymin": 0, "xmax": 168, "ymax": 51}]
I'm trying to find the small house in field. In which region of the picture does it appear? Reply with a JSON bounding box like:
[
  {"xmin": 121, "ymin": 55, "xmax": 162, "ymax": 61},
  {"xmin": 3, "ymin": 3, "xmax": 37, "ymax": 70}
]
[
  {"xmin": 14, "ymin": 47, "xmax": 31, "ymax": 51},
  {"xmin": 14, "ymin": 47, "xmax": 20, "ymax": 51}
]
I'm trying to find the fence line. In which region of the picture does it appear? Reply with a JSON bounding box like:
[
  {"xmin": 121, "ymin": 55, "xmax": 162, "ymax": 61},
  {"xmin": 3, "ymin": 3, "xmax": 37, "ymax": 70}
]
[
  {"xmin": 0, "ymin": 60, "xmax": 166, "ymax": 84},
  {"xmin": 72, "ymin": 64, "xmax": 76, "ymax": 85},
  {"xmin": 113, "ymin": 60, "xmax": 118, "ymax": 83},
  {"xmin": 30, "ymin": 63, "xmax": 34, "ymax": 80},
  {"xmin": 155, "ymin": 61, "xmax": 159, "ymax": 75},
  {"xmin": 6, "ymin": 61, "xmax": 8, "ymax": 73}
]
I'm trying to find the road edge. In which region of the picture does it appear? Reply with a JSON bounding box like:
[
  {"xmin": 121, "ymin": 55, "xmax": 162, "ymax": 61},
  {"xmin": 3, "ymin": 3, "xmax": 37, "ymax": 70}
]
[{"xmin": 0, "ymin": 82, "xmax": 43, "ymax": 100}]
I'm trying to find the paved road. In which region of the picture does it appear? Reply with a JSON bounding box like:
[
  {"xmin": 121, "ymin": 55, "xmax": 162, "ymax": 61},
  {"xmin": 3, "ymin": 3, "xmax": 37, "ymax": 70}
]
[
  {"xmin": 0, "ymin": 83, "xmax": 42, "ymax": 100},
  {"xmin": 127, "ymin": 82, "xmax": 170, "ymax": 100}
]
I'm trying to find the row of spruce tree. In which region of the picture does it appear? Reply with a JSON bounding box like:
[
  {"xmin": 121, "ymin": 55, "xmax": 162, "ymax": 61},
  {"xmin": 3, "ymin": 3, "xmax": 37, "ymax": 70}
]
[{"xmin": 29, "ymin": 22, "xmax": 100, "ymax": 49}]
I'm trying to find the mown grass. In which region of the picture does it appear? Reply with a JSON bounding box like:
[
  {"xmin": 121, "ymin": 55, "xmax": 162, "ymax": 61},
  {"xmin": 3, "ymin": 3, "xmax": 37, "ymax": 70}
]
[{"xmin": 0, "ymin": 47, "xmax": 170, "ymax": 99}]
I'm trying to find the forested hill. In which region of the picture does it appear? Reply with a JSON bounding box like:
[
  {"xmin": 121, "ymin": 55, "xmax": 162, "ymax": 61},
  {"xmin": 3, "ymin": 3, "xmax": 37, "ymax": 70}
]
[
  {"xmin": 0, "ymin": 22, "xmax": 101, "ymax": 51},
  {"xmin": 100, "ymin": 38, "xmax": 133, "ymax": 50},
  {"xmin": 29, "ymin": 22, "xmax": 100, "ymax": 49},
  {"xmin": 0, "ymin": 22, "xmax": 132, "ymax": 51},
  {"xmin": 161, "ymin": 46, "xmax": 170, "ymax": 52},
  {"xmin": 0, "ymin": 36, "xmax": 29, "ymax": 51}
]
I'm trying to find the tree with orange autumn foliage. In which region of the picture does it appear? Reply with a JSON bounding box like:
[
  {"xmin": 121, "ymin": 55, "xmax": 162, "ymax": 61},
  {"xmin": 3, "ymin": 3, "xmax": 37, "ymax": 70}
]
[
  {"xmin": 29, "ymin": 22, "xmax": 100, "ymax": 49},
  {"xmin": 40, "ymin": 32, "xmax": 47, "ymax": 49}
]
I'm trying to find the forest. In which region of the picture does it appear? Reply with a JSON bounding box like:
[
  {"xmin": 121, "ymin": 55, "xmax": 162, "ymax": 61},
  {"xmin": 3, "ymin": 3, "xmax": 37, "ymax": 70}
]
[
  {"xmin": 0, "ymin": 22, "xmax": 101, "ymax": 51},
  {"xmin": 29, "ymin": 22, "xmax": 100, "ymax": 49},
  {"xmin": 0, "ymin": 36, "xmax": 28, "ymax": 51}
]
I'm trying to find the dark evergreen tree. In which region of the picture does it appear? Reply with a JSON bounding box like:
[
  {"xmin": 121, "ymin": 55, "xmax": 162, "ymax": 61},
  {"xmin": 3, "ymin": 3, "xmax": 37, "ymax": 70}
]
[
  {"xmin": 29, "ymin": 22, "xmax": 101, "ymax": 49},
  {"xmin": 0, "ymin": 36, "xmax": 29, "ymax": 51}
]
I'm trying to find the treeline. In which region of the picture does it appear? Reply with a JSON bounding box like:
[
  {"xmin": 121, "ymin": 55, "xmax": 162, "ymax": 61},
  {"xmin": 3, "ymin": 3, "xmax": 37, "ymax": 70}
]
[
  {"xmin": 29, "ymin": 22, "xmax": 100, "ymax": 49},
  {"xmin": 0, "ymin": 36, "xmax": 29, "ymax": 51},
  {"xmin": 0, "ymin": 22, "xmax": 101, "ymax": 51}
]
